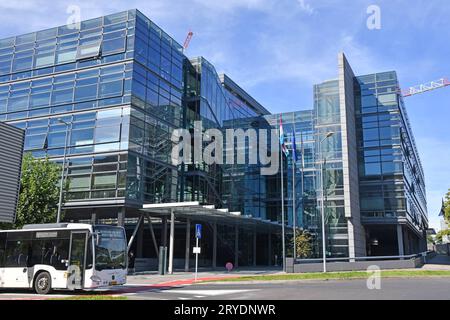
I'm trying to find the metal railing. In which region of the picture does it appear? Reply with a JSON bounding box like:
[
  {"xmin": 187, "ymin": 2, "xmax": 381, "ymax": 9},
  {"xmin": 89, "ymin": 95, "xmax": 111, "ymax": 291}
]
[{"xmin": 294, "ymin": 251, "xmax": 434, "ymax": 264}]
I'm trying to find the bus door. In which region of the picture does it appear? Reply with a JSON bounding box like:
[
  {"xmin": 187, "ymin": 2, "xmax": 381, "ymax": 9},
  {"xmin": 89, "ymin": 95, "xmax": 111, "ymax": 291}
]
[{"xmin": 68, "ymin": 232, "xmax": 88, "ymax": 290}]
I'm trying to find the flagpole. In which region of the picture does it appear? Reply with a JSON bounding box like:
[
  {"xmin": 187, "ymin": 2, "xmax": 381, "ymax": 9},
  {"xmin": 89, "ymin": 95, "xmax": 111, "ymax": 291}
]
[
  {"xmin": 292, "ymin": 132, "xmax": 297, "ymax": 260},
  {"xmin": 281, "ymin": 141, "xmax": 286, "ymax": 272},
  {"xmin": 279, "ymin": 116, "xmax": 286, "ymax": 273},
  {"xmin": 301, "ymin": 131, "xmax": 305, "ymax": 236}
]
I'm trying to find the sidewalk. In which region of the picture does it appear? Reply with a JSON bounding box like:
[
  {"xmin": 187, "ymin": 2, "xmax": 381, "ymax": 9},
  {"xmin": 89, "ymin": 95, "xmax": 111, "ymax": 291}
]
[
  {"xmin": 421, "ymin": 255, "xmax": 450, "ymax": 271},
  {"xmin": 95, "ymin": 268, "xmax": 284, "ymax": 295},
  {"xmin": 126, "ymin": 268, "xmax": 283, "ymax": 286}
]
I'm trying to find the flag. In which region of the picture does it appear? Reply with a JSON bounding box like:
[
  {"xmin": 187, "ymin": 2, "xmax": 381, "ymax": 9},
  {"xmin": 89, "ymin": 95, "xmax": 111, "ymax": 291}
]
[
  {"xmin": 279, "ymin": 116, "xmax": 289, "ymax": 157},
  {"xmin": 440, "ymin": 199, "xmax": 446, "ymax": 217},
  {"xmin": 292, "ymin": 131, "xmax": 298, "ymax": 162},
  {"xmin": 43, "ymin": 135, "xmax": 49, "ymax": 150}
]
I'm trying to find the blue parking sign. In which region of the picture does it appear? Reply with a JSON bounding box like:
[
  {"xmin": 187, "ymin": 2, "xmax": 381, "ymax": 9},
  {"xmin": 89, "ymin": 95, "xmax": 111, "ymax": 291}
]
[{"xmin": 196, "ymin": 224, "xmax": 202, "ymax": 239}]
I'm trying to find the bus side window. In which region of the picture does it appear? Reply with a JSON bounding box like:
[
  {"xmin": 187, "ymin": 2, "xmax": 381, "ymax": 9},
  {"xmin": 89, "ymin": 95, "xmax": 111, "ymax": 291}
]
[
  {"xmin": 5, "ymin": 240, "xmax": 30, "ymax": 268},
  {"xmin": 50, "ymin": 239, "xmax": 70, "ymax": 271},
  {"xmin": 0, "ymin": 233, "xmax": 5, "ymax": 268}
]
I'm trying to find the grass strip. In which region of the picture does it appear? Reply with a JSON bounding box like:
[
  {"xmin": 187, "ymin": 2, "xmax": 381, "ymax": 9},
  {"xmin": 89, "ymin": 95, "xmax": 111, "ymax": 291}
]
[{"xmin": 211, "ymin": 270, "xmax": 450, "ymax": 282}]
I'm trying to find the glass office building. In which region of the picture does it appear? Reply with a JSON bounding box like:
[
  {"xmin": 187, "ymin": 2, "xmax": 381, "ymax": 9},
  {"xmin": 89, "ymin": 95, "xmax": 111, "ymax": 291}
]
[
  {"xmin": 269, "ymin": 55, "xmax": 428, "ymax": 259},
  {"xmin": 0, "ymin": 10, "xmax": 428, "ymax": 267},
  {"xmin": 356, "ymin": 71, "xmax": 428, "ymax": 256}
]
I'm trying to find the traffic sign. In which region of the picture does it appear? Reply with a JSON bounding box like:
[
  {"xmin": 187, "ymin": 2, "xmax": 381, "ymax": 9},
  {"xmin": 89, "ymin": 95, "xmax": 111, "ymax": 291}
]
[
  {"xmin": 196, "ymin": 224, "xmax": 202, "ymax": 239},
  {"xmin": 193, "ymin": 247, "xmax": 201, "ymax": 254}
]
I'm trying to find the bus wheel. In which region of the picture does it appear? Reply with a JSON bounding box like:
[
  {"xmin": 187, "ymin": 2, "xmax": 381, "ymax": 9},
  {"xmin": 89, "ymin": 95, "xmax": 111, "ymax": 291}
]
[{"xmin": 34, "ymin": 272, "xmax": 52, "ymax": 295}]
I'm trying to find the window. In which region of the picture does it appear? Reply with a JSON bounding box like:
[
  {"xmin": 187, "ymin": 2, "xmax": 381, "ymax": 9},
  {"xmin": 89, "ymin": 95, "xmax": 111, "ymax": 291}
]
[
  {"xmin": 12, "ymin": 57, "xmax": 33, "ymax": 72},
  {"xmin": 52, "ymin": 88, "xmax": 73, "ymax": 104},
  {"xmin": 99, "ymin": 80, "xmax": 123, "ymax": 98},
  {"xmin": 75, "ymin": 84, "xmax": 98, "ymax": 102},
  {"xmin": 56, "ymin": 48, "xmax": 77, "ymax": 64},
  {"xmin": 365, "ymin": 163, "xmax": 381, "ymax": 176},
  {"xmin": 0, "ymin": 233, "xmax": 5, "ymax": 267},
  {"xmin": 92, "ymin": 173, "xmax": 117, "ymax": 190},
  {"xmin": 71, "ymin": 128, "xmax": 94, "ymax": 146},
  {"xmin": 8, "ymin": 96, "xmax": 29, "ymax": 111},
  {"xmin": 76, "ymin": 42, "xmax": 101, "ymax": 60},
  {"xmin": 0, "ymin": 60, "xmax": 11, "ymax": 74},
  {"xmin": 363, "ymin": 128, "xmax": 379, "ymax": 141},
  {"xmin": 69, "ymin": 175, "xmax": 91, "ymax": 191},
  {"xmin": 378, "ymin": 93, "xmax": 397, "ymax": 105},
  {"xmin": 24, "ymin": 134, "xmax": 47, "ymax": 150},
  {"xmin": 95, "ymin": 125, "xmax": 121, "ymax": 144},
  {"xmin": 361, "ymin": 95, "xmax": 377, "ymax": 108},
  {"xmin": 360, "ymin": 198, "xmax": 384, "ymax": 211},
  {"xmin": 102, "ymin": 37, "xmax": 126, "ymax": 56},
  {"xmin": 35, "ymin": 52, "xmax": 55, "ymax": 68},
  {"xmin": 5, "ymin": 238, "xmax": 30, "ymax": 267},
  {"xmin": 30, "ymin": 92, "xmax": 51, "ymax": 108},
  {"xmin": 47, "ymin": 132, "xmax": 66, "ymax": 148}
]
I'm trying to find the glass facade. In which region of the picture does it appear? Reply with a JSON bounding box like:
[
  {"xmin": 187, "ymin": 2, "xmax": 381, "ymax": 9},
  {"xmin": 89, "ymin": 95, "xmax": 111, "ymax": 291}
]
[
  {"xmin": 0, "ymin": 10, "xmax": 428, "ymax": 262},
  {"xmin": 355, "ymin": 72, "xmax": 428, "ymax": 255},
  {"xmin": 0, "ymin": 11, "xmax": 136, "ymax": 212},
  {"xmin": 268, "ymin": 72, "xmax": 429, "ymax": 258}
]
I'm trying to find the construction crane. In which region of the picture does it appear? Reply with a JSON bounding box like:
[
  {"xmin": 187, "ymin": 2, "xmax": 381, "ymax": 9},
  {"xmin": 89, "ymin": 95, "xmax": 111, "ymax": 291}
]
[
  {"xmin": 183, "ymin": 30, "xmax": 194, "ymax": 53},
  {"xmin": 402, "ymin": 78, "xmax": 450, "ymax": 98}
]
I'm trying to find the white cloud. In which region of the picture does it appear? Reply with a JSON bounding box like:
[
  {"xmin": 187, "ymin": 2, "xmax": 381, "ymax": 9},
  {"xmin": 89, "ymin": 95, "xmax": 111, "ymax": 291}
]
[
  {"xmin": 191, "ymin": 0, "xmax": 275, "ymax": 12},
  {"xmin": 298, "ymin": 0, "xmax": 315, "ymax": 15}
]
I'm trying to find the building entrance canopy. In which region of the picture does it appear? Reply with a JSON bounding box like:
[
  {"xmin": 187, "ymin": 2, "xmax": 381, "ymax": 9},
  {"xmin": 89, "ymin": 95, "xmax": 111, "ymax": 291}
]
[
  {"xmin": 129, "ymin": 202, "xmax": 283, "ymax": 274},
  {"xmin": 140, "ymin": 201, "xmax": 283, "ymax": 232}
]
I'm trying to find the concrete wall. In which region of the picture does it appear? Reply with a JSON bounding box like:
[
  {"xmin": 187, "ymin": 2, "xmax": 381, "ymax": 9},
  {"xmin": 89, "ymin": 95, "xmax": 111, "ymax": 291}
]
[
  {"xmin": 338, "ymin": 53, "xmax": 366, "ymax": 257},
  {"xmin": 286, "ymin": 257, "xmax": 424, "ymax": 273},
  {"xmin": 0, "ymin": 123, "xmax": 24, "ymax": 223},
  {"xmin": 436, "ymin": 244, "xmax": 450, "ymax": 256}
]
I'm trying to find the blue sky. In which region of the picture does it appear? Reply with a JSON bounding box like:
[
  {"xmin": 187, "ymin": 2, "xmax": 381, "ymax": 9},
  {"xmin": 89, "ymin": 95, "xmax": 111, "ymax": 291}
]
[{"xmin": 0, "ymin": 0, "xmax": 449, "ymax": 230}]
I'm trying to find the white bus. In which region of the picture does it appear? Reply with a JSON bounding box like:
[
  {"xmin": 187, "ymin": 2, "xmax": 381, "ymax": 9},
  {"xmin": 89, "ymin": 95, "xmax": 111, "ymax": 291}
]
[{"xmin": 0, "ymin": 223, "xmax": 128, "ymax": 294}]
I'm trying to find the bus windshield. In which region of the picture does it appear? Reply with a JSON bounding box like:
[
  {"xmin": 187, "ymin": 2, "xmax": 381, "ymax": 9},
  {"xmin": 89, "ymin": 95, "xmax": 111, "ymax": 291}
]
[{"xmin": 94, "ymin": 226, "xmax": 127, "ymax": 271}]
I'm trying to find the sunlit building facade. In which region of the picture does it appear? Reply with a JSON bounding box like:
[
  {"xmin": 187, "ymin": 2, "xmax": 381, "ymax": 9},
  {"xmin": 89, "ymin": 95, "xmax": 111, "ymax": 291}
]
[{"xmin": 0, "ymin": 10, "xmax": 428, "ymax": 268}]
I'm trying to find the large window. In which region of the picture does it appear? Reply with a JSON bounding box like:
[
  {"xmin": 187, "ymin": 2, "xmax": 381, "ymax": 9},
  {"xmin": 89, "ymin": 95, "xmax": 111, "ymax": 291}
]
[
  {"xmin": 76, "ymin": 42, "xmax": 101, "ymax": 60},
  {"xmin": 71, "ymin": 128, "xmax": 94, "ymax": 146},
  {"xmin": 0, "ymin": 233, "xmax": 5, "ymax": 267},
  {"xmin": 69, "ymin": 175, "xmax": 91, "ymax": 191}
]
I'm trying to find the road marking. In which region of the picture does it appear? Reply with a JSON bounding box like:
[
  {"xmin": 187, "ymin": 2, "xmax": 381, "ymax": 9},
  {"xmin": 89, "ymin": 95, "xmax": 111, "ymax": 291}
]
[{"xmin": 168, "ymin": 289, "xmax": 259, "ymax": 297}]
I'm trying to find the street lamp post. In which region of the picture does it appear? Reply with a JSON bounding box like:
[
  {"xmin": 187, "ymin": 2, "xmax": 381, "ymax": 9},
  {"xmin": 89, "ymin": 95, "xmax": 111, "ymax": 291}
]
[
  {"xmin": 57, "ymin": 119, "xmax": 70, "ymax": 224},
  {"xmin": 319, "ymin": 132, "xmax": 334, "ymax": 273}
]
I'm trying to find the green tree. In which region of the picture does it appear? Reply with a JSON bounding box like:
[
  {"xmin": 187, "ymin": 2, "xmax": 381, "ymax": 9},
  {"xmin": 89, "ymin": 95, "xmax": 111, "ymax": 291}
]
[
  {"xmin": 444, "ymin": 189, "xmax": 450, "ymax": 223},
  {"xmin": 13, "ymin": 153, "xmax": 63, "ymax": 229},
  {"xmin": 292, "ymin": 230, "xmax": 313, "ymax": 259},
  {"xmin": 436, "ymin": 230, "xmax": 450, "ymax": 244}
]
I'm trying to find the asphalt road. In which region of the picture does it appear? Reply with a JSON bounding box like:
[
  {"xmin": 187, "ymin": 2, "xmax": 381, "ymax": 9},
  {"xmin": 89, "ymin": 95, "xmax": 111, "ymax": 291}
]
[
  {"xmin": 123, "ymin": 278, "xmax": 450, "ymax": 300},
  {"xmin": 1, "ymin": 277, "xmax": 450, "ymax": 300}
]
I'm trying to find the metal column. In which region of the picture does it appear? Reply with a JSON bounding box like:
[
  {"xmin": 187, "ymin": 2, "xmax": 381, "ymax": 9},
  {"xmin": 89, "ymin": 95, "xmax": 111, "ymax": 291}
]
[
  {"xmin": 268, "ymin": 232, "xmax": 272, "ymax": 266},
  {"xmin": 234, "ymin": 226, "xmax": 239, "ymax": 269},
  {"xmin": 397, "ymin": 225, "xmax": 405, "ymax": 256},
  {"xmin": 213, "ymin": 222, "xmax": 217, "ymax": 269},
  {"xmin": 145, "ymin": 215, "xmax": 159, "ymax": 259},
  {"xmin": 127, "ymin": 215, "xmax": 144, "ymax": 252},
  {"xmin": 91, "ymin": 211, "xmax": 97, "ymax": 225},
  {"xmin": 185, "ymin": 219, "xmax": 191, "ymax": 272},
  {"xmin": 168, "ymin": 209, "xmax": 175, "ymax": 275},
  {"xmin": 117, "ymin": 208, "xmax": 125, "ymax": 227},
  {"xmin": 253, "ymin": 231, "xmax": 257, "ymax": 267},
  {"xmin": 161, "ymin": 217, "xmax": 168, "ymax": 247},
  {"xmin": 136, "ymin": 222, "xmax": 144, "ymax": 258}
]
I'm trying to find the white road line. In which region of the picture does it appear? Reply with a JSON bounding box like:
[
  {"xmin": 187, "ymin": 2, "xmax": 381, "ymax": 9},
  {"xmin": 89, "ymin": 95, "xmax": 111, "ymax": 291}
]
[{"xmin": 168, "ymin": 289, "xmax": 259, "ymax": 297}]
